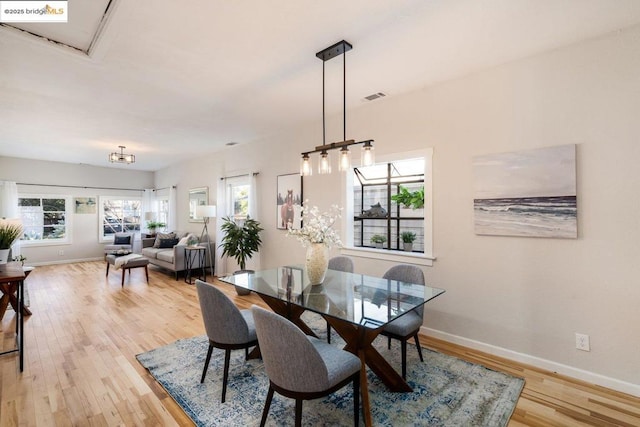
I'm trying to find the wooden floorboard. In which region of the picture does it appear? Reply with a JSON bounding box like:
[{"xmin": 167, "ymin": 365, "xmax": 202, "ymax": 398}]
[{"xmin": 0, "ymin": 261, "xmax": 638, "ymax": 426}]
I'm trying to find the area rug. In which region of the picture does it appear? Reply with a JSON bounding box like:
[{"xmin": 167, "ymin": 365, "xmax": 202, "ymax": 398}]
[{"xmin": 137, "ymin": 315, "xmax": 524, "ymax": 426}]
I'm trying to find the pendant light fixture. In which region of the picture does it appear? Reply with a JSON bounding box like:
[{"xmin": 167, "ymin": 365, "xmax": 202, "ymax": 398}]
[
  {"xmin": 109, "ymin": 145, "xmax": 135, "ymax": 164},
  {"xmin": 300, "ymin": 40, "xmax": 374, "ymax": 176}
]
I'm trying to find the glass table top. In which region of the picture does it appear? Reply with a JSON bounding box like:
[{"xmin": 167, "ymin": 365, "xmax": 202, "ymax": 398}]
[{"xmin": 219, "ymin": 266, "xmax": 445, "ymax": 329}]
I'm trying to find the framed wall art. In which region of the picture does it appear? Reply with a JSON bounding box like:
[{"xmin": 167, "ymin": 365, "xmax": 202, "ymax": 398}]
[
  {"xmin": 473, "ymin": 144, "xmax": 577, "ymax": 238},
  {"xmin": 276, "ymin": 173, "xmax": 302, "ymax": 230},
  {"xmin": 74, "ymin": 197, "xmax": 97, "ymax": 214}
]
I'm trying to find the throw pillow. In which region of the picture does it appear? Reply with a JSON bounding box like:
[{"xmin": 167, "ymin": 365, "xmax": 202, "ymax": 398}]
[
  {"xmin": 114, "ymin": 235, "xmax": 131, "ymax": 245},
  {"xmin": 153, "ymin": 232, "xmax": 176, "ymax": 248},
  {"xmin": 158, "ymin": 237, "xmax": 179, "ymax": 249},
  {"xmin": 177, "ymin": 236, "xmax": 190, "ymax": 246}
]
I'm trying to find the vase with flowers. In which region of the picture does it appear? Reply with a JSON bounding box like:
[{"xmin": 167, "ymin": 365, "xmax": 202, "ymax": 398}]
[{"xmin": 287, "ymin": 204, "xmax": 342, "ymax": 285}]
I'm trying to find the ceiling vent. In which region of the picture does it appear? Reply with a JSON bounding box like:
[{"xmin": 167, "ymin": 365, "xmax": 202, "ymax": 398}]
[{"xmin": 364, "ymin": 92, "xmax": 387, "ymax": 102}]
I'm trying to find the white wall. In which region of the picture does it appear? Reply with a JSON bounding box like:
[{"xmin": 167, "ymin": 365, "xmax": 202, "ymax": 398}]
[
  {"xmin": 0, "ymin": 157, "xmax": 154, "ymax": 264},
  {"xmin": 155, "ymin": 26, "xmax": 640, "ymax": 393}
]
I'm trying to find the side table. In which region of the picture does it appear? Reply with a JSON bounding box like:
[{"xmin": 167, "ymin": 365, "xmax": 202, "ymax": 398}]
[
  {"xmin": 0, "ymin": 262, "xmax": 25, "ymax": 371},
  {"xmin": 184, "ymin": 246, "xmax": 206, "ymax": 284}
]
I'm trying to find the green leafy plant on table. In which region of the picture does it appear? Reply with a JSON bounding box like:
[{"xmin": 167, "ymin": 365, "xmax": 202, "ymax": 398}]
[
  {"xmin": 146, "ymin": 221, "xmax": 166, "ymax": 234},
  {"xmin": 0, "ymin": 220, "xmax": 23, "ymax": 250}
]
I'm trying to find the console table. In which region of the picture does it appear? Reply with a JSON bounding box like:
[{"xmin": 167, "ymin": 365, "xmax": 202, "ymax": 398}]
[{"xmin": 0, "ymin": 262, "xmax": 25, "ymax": 371}]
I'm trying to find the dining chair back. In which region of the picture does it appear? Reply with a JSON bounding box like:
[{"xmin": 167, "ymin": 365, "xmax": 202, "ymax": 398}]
[
  {"xmin": 196, "ymin": 280, "xmax": 258, "ymax": 403},
  {"xmin": 381, "ymin": 264, "xmax": 426, "ymax": 379},
  {"xmin": 327, "ymin": 256, "xmax": 354, "ymax": 273},
  {"xmin": 251, "ymin": 305, "xmax": 362, "ymax": 427},
  {"xmin": 325, "ymin": 256, "xmax": 354, "ymax": 343}
]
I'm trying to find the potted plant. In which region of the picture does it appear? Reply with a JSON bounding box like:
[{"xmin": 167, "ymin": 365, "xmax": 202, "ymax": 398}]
[
  {"xmin": 0, "ymin": 219, "xmax": 23, "ymax": 264},
  {"xmin": 146, "ymin": 221, "xmax": 166, "ymax": 236},
  {"xmin": 401, "ymin": 231, "xmax": 416, "ymax": 252},
  {"xmin": 391, "ymin": 186, "xmax": 425, "ymax": 210},
  {"xmin": 219, "ymin": 216, "xmax": 264, "ymax": 295},
  {"xmin": 370, "ymin": 234, "xmax": 387, "ymax": 249}
]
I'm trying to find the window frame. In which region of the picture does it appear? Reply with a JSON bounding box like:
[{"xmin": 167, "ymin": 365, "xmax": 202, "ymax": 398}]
[
  {"xmin": 99, "ymin": 196, "xmax": 142, "ymax": 243},
  {"xmin": 18, "ymin": 194, "xmax": 72, "ymax": 247},
  {"xmin": 341, "ymin": 148, "xmax": 434, "ymax": 266},
  {"xmin": 225, "ymin": 176, "xmax": 251, "ymax": 223},
  {"xmin": 157, "ymin": 197, "xmax": 169, "ymax": 228}
]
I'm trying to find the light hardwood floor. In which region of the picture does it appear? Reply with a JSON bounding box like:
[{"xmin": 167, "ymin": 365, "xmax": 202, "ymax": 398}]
[{"xmin": 1, "ymin": 261, "xmax": 638, "ymax": 426}]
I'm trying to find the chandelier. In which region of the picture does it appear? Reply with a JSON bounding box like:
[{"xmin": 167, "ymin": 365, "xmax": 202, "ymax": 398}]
[
  {"xmin": 109, "ymin": 146, "xmax": 135, "ymax": 164},
  {"xmin": 300, "ymin": 40, "xmax": 374, "ymax": 176}
]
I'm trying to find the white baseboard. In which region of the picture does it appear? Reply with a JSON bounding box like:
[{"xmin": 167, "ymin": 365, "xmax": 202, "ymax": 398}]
[
  {"xmin": 28, "ymin": 257, "xmax": 104, "ymax": 266},
  {"xmin": 422, "ymin": 326, "xmax": 640, "ymax": 398}
]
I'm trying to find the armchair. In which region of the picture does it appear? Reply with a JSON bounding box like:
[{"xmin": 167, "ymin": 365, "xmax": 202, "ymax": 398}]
[{"xmin": 103, "ymin": 232, "xmax": 133, "ymax": 255}]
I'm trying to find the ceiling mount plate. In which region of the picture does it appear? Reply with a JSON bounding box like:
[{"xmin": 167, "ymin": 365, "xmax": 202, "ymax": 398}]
[{"xmin": 316, "ymin": 40, "xmax": 353, "ymax": 61}]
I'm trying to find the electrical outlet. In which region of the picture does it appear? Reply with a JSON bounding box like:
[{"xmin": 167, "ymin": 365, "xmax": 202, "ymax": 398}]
[
  {"xmin": 58, "ymin": 250, "xmax": 64, "ymax": 256},
  {"xmin": 575, "ymin": 333, "xmax": 590, "ymax": 351}
]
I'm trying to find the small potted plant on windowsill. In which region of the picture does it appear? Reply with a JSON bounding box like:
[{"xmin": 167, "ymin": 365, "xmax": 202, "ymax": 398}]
[
  {"xmin": 370, "ymin": 234, "xmax": 387, "ymax": 249},
  {"xmin": 401, "ymin": 231, "xmax": 416, "ymax": 252}
]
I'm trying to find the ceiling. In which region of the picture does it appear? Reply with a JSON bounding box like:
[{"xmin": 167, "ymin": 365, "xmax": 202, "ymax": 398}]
[{"xmin": 2, "ymin": 0, "xmax": 640, "ymax": 172}]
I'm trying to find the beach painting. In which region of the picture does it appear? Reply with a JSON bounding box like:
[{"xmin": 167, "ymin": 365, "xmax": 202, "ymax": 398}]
[
  {"xmin": 473, "ymin": 145, "xmax": 577, "ymax": 238},
  {"xmin": 74, "ymin": 197, "xmax": 97, "ymax": 214}
]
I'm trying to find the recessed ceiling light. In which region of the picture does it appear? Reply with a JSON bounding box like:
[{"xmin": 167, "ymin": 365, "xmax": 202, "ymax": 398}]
[{"xmin": 363, "ymin": 92, "xmax": 387, "ymax": 101}]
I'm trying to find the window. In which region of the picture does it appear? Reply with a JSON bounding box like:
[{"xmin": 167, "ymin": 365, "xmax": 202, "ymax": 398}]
[
  {"xmin": 157, "ymin": 198, "xmax": 169, "ymax": 227},
  {"xmin": 226, "ymin": 178, "xmax": 250, "ymax": 221},
  {"xmin": 100, "ymin": 196, "xmax": 141, "ymax": 241},
  {"xmin": 19, "ymin": 195, "xmax": 70, "ymax": 245},
  {"xmin": 344, "ymin": 149, "xmax": 433, "ymax": 264}
]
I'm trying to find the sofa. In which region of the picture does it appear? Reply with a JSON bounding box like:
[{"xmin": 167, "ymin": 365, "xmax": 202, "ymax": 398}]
[{"xmin": 141, "ymin": 231, "xmax": 213, "ymax": 280}]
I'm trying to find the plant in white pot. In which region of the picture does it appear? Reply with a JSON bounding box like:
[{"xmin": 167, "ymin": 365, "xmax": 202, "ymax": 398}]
[
  {"xmin": 401, "ymin": 231, "xmax": 416, "ymax": 252},
  {"xmin": 146, "ymin": 221, "xmax": 166, "ymax": 236},
  {"xmin": 219, "ymin": 216, "xmax": 264, "ymax": 295},
  {"xmin": 370, "ymin": 234, "xmax": 387, "ymax": 249},
  {"xmin": 0, "ymin": 218, "xmax": 23, "ymax": 265}
]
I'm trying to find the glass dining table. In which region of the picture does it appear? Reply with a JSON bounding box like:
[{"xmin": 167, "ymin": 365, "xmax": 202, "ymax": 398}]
[{"xmin": 219, "ymin": 265, "xmax": 445, "ymax": 427}]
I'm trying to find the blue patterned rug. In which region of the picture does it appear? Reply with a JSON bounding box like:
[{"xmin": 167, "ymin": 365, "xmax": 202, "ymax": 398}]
[{"xmin": 137, "ymin": 314, "xmax": 524, "ymax": 426}]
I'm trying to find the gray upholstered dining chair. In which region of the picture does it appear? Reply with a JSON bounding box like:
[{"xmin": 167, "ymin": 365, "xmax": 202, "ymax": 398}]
[
  {"xmin": 325, "ymin": 256, "xmax": 354, "ymax": 343},
  {"xmin": 195, "ymin": 280, "xmax": 259, "ymax": 403},
  {"xmin": 328, "ymin": 256, "xmax": 354, "ymax": 273},
  {"xmin": 251, "ymin": 305, "xmax": 362, "ymax": 427},
  {"xmin": 380, "ymin": 264, "xmax": 425, "ymax": 380}
]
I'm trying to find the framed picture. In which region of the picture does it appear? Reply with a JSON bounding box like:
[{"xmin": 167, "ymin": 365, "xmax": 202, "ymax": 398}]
[
  {"xmin": 189, "ymin": 187, "xmax": 208, "ymax": 222},
  {"xmin": 74, "ymin": 197, "xmax": 97, "ymax": 214},
  {"xmin": 276, "ymin": 173, "xmax": 302, "ymax": 230},
  {"xmin": 473, "ymin": 144, "xmax": 577, "ymax": 238}
]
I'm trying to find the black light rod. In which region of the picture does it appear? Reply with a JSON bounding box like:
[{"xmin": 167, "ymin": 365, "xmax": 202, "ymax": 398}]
[{"xmin": 302, "ymin": 139, "xmax": 373, "ymax": 156}]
